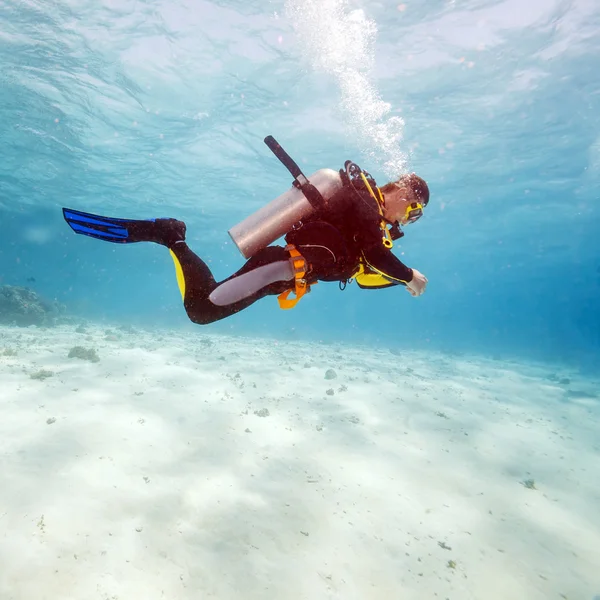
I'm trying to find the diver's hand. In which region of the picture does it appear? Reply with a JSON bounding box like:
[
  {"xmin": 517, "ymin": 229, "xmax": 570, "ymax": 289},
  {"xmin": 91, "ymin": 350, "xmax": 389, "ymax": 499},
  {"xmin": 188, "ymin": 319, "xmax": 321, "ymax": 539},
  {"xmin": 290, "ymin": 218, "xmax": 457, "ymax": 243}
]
[{"xmin": 406, "ymin": 268, "xmax": 428, "ymax": 297}]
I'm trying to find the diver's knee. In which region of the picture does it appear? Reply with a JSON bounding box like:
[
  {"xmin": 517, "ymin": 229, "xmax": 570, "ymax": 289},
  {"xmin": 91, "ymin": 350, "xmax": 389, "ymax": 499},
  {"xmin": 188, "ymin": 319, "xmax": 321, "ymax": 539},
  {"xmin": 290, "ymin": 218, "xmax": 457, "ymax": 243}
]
[
  {"xmin": 188, "ymin": 314, "xmax": 218, "ymax": 326},
  {"xmin": 184, "ymin": 302, "xmax": 219, "ymax": 325}
]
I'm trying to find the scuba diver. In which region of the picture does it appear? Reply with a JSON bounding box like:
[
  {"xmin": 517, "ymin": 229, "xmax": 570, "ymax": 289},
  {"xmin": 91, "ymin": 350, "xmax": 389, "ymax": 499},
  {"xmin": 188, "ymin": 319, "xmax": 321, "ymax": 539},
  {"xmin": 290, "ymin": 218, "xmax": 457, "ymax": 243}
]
[{"xmin": 62, "ymin": 136, "xmax": 430, "ymax": 325}]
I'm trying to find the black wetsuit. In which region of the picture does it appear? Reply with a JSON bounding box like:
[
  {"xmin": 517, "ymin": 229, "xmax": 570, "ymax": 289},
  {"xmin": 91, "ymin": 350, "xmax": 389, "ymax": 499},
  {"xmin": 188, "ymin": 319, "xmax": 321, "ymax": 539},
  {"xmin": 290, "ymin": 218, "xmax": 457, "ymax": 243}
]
[{"xmin": 171, "ymin": 183, "xmax": 414, "ymax": 325}]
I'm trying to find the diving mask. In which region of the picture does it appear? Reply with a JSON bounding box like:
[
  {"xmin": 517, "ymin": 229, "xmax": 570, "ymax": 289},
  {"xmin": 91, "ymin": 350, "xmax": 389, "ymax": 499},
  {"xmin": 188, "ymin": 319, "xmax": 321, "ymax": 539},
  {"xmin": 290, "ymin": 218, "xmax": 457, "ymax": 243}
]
[
  {"xmin": 385, "ymin": 203, "xmax": 422, "ymax": 240},
  {"xmin": 405, "ymin": 201, "xmax": 423, "ymax": 224},
  {"xmin": 393, "ymin": 182, "xmax": 424, "ymax": 224}
]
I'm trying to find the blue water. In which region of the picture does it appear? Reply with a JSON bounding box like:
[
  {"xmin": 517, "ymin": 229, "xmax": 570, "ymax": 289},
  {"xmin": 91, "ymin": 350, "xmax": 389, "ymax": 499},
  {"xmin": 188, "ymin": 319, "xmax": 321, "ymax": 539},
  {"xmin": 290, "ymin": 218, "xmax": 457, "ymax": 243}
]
[
  {"xmin": 1, "ymin": 0, "xmax": 598, "ymax": 365},
  {"xmin": 1, "ymin": 1, "xmax": 600, "ymax": 597}
]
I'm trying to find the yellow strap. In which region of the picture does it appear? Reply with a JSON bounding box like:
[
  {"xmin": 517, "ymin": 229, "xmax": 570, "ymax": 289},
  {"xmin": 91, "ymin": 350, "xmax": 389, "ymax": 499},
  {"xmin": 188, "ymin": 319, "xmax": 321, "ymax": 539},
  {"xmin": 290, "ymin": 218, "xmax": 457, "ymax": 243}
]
[
  {"xmin": 359, "ymin": 173, "xmax": 393, "ymax": 249},
  {"xmin": 360, "ymin": 173, "xmax": 384, "ymax": 215}
]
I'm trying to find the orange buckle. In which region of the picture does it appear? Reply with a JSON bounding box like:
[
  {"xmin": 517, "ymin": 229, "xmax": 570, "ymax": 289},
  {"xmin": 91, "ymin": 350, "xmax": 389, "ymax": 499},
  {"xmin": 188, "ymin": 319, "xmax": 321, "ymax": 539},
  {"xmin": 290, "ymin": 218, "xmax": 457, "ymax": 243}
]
[
  {"xmin": 286, "ymin": 244, "xmax": 307, "ymax": 276},
  {"xmin": 277, "ymin": 244, "xmax": 316, "ymax": 309}
]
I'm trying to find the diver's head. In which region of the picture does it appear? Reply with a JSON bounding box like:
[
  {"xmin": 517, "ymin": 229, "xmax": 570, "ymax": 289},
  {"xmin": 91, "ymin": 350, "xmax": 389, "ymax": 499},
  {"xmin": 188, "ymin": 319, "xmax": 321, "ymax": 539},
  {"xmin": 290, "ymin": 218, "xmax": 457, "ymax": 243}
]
[{"xmin": 381, "ymin": 173, "xmax": 429, "ymax": 226}]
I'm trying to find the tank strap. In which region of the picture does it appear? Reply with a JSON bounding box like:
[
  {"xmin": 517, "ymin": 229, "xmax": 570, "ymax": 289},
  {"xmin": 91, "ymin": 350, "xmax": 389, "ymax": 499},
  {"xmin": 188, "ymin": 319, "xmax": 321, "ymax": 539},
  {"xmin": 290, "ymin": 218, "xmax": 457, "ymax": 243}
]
[
  {"xmin": 264, "ymin": 135, "xmax": 325, "ymax": 210},
  {"xmin": 277, "ymin": 244, "xmax": 317, "ymax": 309}
]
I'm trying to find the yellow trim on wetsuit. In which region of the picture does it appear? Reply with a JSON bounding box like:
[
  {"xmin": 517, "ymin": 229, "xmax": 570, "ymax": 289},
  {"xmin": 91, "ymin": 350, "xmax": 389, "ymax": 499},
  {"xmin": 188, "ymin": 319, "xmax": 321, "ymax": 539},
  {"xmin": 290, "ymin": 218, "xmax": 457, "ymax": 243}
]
[{"xmin": 169, "ymin": 249, "xmax": 186, "ymax": 300}]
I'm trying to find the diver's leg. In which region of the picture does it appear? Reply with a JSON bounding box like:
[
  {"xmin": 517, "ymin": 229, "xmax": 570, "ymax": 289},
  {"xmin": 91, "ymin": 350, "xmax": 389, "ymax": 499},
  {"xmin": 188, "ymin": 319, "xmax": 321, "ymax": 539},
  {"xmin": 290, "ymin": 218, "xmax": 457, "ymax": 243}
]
[{"xmin": 169, "ymin": 243, "xmax": 292, "ymax": 325}]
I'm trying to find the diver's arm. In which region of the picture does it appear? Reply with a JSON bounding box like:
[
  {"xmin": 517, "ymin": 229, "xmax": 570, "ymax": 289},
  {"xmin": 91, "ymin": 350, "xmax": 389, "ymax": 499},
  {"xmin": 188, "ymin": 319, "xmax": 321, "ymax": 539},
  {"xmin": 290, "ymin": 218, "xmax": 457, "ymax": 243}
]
[{"xmin": 361, "ymin": 243, "xmax": 414, "ymax": 285}]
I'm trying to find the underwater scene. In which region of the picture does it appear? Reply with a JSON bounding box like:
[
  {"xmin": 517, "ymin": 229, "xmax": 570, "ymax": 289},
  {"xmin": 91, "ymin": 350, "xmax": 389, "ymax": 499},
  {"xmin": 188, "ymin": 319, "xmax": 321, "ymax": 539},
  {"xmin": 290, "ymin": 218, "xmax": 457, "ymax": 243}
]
[{"xmin": 1, "ymin": 0, "xmax": 599, "ymax": 598}]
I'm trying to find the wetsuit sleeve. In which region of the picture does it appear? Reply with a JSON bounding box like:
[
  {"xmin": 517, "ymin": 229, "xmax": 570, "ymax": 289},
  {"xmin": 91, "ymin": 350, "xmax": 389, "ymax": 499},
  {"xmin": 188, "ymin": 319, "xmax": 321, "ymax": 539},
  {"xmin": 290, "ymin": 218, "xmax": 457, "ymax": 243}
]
[{"xmin": 361, "ymin": 243, "xmax": 414, "ymax": 286}]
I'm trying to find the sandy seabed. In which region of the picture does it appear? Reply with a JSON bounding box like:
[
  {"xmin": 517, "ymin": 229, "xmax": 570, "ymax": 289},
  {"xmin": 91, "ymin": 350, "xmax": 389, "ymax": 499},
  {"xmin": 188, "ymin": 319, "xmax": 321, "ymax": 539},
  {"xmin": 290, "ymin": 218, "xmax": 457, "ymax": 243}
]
[{"xmin": 0, "ymin": 323, "xmax": 598, "ymax": 600}]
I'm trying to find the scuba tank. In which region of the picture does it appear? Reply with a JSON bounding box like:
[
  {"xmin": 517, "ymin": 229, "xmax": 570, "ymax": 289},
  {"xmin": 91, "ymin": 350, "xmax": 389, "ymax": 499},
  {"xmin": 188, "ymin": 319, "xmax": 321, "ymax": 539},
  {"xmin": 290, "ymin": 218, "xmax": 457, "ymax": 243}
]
[{"xmin": 228, "ymin": 136, "xmax": 344, "ymax": 259}]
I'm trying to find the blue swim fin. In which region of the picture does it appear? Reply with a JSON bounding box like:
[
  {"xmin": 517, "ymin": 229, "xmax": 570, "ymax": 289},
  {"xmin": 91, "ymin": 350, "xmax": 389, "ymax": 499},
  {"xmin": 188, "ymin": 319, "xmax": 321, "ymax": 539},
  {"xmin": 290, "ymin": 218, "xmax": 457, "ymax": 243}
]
[
  {"xmin": 62, "ymin": 207, "xmax": 156, "ymax": 244},
  {"xmin": 62, "ymin": 208, "xmax": 186, "ymax": 246}
]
